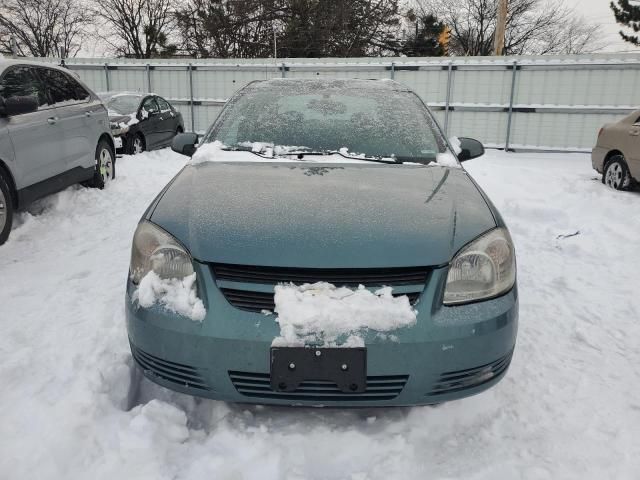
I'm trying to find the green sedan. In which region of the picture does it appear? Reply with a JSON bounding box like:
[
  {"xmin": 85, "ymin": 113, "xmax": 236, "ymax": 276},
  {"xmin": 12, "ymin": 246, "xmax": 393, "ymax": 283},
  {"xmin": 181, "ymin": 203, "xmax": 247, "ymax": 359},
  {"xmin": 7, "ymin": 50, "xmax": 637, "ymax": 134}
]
[{"xmin": 125, "ymin": 78, "xmax": 518, "ymax": 407}]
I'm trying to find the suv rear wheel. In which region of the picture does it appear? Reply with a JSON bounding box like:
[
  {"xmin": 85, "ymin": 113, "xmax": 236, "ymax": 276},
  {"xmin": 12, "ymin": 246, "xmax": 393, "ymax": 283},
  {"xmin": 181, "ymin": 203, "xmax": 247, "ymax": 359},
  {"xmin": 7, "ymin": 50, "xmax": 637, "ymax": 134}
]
[
  {"xmin": 0, "ymin": 173, "xmax": 13, "ymax": 246},
  {"xmin": 88, "ymin": 139, "xmax": 115, "ymax": 189}
]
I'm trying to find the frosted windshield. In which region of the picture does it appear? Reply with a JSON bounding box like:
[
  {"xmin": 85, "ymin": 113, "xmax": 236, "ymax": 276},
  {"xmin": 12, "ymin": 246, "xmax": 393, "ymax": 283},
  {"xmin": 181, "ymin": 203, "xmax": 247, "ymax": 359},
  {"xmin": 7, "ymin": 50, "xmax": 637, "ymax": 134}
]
[{"xmin": 207, "ymin": 80, "xmax": 446, "ymax": 163}]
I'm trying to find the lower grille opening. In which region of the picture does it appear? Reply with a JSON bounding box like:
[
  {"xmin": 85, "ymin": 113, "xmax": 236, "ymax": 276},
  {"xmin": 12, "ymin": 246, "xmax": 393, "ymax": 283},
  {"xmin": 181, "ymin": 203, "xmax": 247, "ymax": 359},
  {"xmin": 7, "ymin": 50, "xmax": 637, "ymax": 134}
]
[
  {"xmin": 221, "ymin": 288, "xmax": 421, "ymax": 313},
  {"xmin": 426, "ymin": 351, "xmax": 513, "ymax": 397},
  {"xmin": 131, "ymin": 343, "xmax": 210, "ymax": 391},
  {"xmin": 229, "ymin": 371, "xmax": 409, "ymax": 401}
]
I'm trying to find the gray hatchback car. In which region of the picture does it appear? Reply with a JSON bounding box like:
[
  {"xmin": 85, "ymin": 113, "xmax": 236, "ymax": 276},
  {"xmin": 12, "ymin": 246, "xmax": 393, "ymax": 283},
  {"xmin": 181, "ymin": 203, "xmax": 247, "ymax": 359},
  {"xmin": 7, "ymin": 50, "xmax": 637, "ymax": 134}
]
[{"xmin": 0, "ymin": 60, "xmax": 115, "ymax": 245}]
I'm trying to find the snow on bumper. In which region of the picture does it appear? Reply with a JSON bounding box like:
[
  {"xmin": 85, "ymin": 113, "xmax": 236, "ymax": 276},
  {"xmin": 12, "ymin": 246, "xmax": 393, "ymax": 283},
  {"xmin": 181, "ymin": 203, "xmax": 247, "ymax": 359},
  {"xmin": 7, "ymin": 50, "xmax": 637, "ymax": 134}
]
[{"xmin": 125, "ymin": 264, "xmax": 518, "ymax": 406}]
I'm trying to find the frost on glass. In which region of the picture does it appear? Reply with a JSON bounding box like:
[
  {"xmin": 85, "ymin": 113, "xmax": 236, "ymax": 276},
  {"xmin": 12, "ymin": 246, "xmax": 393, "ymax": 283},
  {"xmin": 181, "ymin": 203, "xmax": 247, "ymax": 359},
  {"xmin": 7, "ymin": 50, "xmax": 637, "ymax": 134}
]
[{"xmin": 206, "ymin": 79, "xmax": 456, "ymax": 166}]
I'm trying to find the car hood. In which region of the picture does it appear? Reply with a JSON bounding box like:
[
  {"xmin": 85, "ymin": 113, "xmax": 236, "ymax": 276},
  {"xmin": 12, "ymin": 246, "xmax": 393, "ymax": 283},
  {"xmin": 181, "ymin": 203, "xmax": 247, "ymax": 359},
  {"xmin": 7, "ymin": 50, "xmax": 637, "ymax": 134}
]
[
  {"xmin": 109, "ymin": 113, "xmax": 136, "ymax": 126},
  {"xmin": 150, "ymin": 162, "xmax": 496, "ymax": 268}
]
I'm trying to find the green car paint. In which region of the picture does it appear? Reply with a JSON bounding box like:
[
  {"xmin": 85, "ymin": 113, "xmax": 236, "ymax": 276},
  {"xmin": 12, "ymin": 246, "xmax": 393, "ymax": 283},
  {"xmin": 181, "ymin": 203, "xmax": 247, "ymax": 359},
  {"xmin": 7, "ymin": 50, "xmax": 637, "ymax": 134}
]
[{"xmin": 126, "ymin": 79, "xmax": 518, "ymax": 406}]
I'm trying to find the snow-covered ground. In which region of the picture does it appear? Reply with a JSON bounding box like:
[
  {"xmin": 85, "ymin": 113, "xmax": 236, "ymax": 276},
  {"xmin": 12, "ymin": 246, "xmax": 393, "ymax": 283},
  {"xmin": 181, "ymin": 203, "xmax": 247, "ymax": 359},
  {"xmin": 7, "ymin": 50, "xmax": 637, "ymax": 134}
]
[{"xmin": 1, "ymin": 150, "xmax": 639, "ymax": 479}]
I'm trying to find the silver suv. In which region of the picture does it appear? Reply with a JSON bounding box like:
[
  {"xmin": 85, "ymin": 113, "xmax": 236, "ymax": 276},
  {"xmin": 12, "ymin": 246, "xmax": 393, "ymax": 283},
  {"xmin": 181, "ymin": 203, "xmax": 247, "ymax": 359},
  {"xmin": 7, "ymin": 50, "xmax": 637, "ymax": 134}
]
[{"xmin": 0, "ymin": 60, "xmax": 115, "ymax": 245}]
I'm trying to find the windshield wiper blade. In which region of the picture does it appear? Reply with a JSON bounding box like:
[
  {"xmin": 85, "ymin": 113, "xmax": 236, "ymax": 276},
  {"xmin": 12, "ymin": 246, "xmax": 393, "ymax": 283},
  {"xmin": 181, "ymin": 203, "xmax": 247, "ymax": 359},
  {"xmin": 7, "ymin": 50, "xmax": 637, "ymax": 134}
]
[
  {"xmin": 333, "ymin": 150, "xmax": 400, "ymax": 164},
  {"xmin": 224, "ymin": 145, "xmax": 402, "ymax": 164}
]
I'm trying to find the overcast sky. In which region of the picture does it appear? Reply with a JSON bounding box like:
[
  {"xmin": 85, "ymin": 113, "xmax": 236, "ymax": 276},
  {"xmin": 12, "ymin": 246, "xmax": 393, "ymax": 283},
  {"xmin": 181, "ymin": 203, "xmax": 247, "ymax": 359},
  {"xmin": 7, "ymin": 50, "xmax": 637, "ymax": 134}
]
[{"xmin": 567, "ymin": 0, "xmax": 637, "ymax": 52}]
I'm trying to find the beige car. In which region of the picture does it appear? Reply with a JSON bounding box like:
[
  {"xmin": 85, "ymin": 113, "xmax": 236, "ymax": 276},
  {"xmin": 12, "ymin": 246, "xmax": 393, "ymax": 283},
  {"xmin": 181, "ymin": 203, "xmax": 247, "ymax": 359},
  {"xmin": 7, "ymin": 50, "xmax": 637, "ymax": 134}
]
[{"xmin": 592, "ymin": 110, "xmax": 640, "ymax": 190}]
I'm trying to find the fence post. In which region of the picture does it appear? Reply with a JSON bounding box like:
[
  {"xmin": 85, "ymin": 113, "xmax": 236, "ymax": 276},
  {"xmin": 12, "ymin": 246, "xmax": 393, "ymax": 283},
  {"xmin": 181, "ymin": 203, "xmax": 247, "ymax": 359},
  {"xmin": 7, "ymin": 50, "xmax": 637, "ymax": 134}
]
[
  {"xmin": 444, "ymin": 61, "xmax": 454, "ymax": 136},
  {"xmin": 146, "ymin": 63, "xmax": 151, "ymax": 92},
  {"xmin": 188, "ymin": 63, "xmax": 195, "ymax": 132},
  {"xmin": 390, "ymin": 61, "xmax": 395, "ymax": 79},
  {"xmin": 281, "ymin": 62, "xmax": 286, "ymax": 78},
  {"xmin": 505, "ymin": 60, "xmax": 518, "ymax": 151},
  {"xmin": 104, "ymin": 62, "xmax": 110, "ymax": 91}
]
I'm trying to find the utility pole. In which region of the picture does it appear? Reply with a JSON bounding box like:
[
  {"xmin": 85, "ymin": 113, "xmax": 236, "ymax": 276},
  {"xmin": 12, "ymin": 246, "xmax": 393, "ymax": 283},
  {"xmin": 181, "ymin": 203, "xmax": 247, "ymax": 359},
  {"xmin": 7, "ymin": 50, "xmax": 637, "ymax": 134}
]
[
  {"xmin": 494, "ymin": 0, "xmax": 508, "ymax": 55},
  {"xmin": 273, "ymin": 24, "xmax": 277, "ymax": 63}
]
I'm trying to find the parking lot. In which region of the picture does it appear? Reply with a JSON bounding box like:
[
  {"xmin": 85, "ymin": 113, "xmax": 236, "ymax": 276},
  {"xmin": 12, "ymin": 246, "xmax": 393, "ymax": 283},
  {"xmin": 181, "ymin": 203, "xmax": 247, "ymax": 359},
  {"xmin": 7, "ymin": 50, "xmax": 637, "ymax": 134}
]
[{"xmin": 1, "ymin": 148, "xmax": 638, "ymax": 479}]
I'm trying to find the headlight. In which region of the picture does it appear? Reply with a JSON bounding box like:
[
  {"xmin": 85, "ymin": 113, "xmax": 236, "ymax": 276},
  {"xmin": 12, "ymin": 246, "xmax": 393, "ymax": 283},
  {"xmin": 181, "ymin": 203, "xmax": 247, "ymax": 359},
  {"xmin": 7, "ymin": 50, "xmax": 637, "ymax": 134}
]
[
  {"xmin": 110, "ymin": 123, "xmax": 129, "ymax": 136},
  {"xmin": 443, "ymin": 227, "xmax": 516, "ymax": 305},
  {"xmin": 129, "ymin": 221, "xmax": 194, "ymax": 284}
]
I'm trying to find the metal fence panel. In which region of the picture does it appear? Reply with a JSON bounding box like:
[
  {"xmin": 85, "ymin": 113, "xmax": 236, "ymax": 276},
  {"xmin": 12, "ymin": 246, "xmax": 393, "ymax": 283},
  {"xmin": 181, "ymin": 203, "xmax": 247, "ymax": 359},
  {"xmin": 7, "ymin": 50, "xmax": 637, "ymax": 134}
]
[{"xmin": 45, "ymin": 53, "xmax": 640, "ymax": 150}]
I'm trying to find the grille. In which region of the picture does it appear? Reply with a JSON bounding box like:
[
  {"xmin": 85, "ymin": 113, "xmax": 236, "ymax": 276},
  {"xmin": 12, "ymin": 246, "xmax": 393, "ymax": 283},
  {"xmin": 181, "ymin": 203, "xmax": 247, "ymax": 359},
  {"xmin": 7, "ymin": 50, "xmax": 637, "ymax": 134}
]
[
  {"xmin": 221, "ymin": 288, "xmax": 421, "ymax": 313},
  {"xmin": 213, "ymin": 263, "xmax": 429, "ymax": 286},
  {"xmin": 229, "ymin": 371, "xmax": 408, "ymax": 401},
  {"xmin": 131, "ymin": 343, "xmax": 209, "ymax": 391},
  {"xmin": 427, "ymin": 351, "xmax": 513, "ymax": 397},
  {"xmin": 212, "ymin": 263, "xmax": 428, "ymax": 313}
]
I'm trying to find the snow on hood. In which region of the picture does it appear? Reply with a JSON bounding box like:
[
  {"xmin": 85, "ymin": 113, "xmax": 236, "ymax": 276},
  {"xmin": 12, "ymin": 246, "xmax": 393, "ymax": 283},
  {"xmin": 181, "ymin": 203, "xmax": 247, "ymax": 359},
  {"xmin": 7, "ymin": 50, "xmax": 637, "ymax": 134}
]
[
  {"xmin": 191, "ymin": 141, "xmax": 379, "ymax": 164},
  {"xmin": 109, "ymin": 111, "xmax": 139, "ymax": 128},
  {"xmin": 271, "ymin": 283, "xmax": 417, "ymax": 347},
  {"xmin": 190, "ymin": 141, "xmax": 461, "ymax": 167}
]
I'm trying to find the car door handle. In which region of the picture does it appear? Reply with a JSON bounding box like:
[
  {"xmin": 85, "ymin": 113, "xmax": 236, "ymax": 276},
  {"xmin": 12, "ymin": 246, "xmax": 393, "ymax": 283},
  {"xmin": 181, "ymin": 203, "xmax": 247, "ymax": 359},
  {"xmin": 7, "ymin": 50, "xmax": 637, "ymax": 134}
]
[
  {"xmin": 47, "ymin": 117, "xmax": 58, "ymax": 125},
  {"xmin": 630, "ymin": 129, "xmax": 640, "ymax": 136},
  {"xmin": 85, "ymin": 111, "xmax": 92, "ymax": 117}
]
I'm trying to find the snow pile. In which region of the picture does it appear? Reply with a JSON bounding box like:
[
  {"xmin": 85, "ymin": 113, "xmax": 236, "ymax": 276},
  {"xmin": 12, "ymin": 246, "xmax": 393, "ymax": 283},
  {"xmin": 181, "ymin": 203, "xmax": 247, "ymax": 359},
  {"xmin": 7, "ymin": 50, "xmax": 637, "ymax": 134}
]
[
  {"xmin": 192, "ymin": 140, "xmax": 463, "ymax": 168},
  {"xmin": 134, "ymin": 272, "xmax": 205, "ymax": 322},
  {"xmin": 272, "ymin": 283, "xmax": 417, "ymax": 347},
  {"xmin": 117, "ymin": 113, "xmax": 139, "ymax": 128},
  {"xmin": 190, "ymin": 140, "xmax": 288, "ymax": 164},
  {"xmin": 2, "ymin": 149, "xmax": 640, "ymax": 479},
  {"xmin": 436, "ymin": 151, "xmax": 461, "ymax": 167},
  {"xmin": 449, "ymin": 136, "xmax": 462, "ymax": 155}
]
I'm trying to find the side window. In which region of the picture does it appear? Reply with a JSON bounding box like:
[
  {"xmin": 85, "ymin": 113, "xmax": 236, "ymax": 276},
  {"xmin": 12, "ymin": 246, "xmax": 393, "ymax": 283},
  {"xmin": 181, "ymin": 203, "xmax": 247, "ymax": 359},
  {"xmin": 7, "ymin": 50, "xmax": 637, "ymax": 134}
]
[
  {"xmin": 38, "ymin": 68, "xmax": 75, "ymax": 104},
  {"xmin": 38, "ymin": 68, "xmax": 89, "ymax": 105},
  {"xmin": 67, "ymin": 74, "xmax": 90, "ymax": 101},
  {"xmin": 0, "ymin": 66, "xmax": 48, "ymax": 110},
  {"xmin": 156, "ymin": 97, "xmax": 172, "ymax": 112},
  {"xmin": 141, "ymin": 97, "xmax": 159, "ymax": 119}
]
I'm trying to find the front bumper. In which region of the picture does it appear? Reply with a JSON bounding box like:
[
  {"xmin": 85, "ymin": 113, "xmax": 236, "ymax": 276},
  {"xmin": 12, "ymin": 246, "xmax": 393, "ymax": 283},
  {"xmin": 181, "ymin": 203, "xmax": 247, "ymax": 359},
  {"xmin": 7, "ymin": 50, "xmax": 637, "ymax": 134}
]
[{"xmin": 126, "ymin": 263, "xmax": 518, "ymax": 407}]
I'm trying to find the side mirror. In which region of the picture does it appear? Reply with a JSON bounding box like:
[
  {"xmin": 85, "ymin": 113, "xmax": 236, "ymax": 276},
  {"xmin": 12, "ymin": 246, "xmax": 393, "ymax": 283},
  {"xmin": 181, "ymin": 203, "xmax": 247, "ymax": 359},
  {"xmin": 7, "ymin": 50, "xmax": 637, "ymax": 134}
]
[
  {"xmin": 457, "ymin": 137, "xmax": 485, "ymax": 162},
  {"xmin": 172, "ymin": 132, "xmax": 199, "ymax": 157},
  {"xmin": 0, "ymin": 95, "xmax": 39, "ymax": 117}
]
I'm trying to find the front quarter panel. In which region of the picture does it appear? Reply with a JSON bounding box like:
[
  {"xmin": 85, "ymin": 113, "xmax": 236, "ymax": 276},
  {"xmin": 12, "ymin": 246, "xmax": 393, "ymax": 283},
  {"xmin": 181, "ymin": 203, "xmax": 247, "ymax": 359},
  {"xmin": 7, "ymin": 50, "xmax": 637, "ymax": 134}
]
[{"xmin": 0, "ymin": 123, "xmax": 16, "ymax": 183}]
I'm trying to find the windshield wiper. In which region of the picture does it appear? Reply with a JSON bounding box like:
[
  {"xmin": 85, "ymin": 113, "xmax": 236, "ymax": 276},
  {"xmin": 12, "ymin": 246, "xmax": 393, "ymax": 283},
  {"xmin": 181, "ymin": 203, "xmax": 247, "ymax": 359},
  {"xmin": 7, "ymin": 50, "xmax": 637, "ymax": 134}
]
[
  {"xmin": 224, "ymin": 144, "xmax": 405, "ymax": 164},
  {"xmin": 286, "ymin": 149, "xmax": 401, "ymax": 164}
]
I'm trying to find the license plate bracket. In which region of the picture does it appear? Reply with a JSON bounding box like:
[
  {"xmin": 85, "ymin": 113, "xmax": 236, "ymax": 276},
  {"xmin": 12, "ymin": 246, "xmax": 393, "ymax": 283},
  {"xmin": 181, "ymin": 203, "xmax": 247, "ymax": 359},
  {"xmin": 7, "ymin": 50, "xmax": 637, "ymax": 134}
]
[{"xmin": 270, "ymin": 347, "xmax": 367, "ymax": 393}]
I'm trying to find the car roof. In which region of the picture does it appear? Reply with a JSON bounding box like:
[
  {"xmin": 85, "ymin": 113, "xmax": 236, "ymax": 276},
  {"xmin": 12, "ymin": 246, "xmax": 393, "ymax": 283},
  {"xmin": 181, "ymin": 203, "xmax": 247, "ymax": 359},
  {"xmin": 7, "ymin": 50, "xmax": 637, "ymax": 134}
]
[
  {"xmin": 98, "ymin": 91, "xmax": 151, "ymax": 99},
  {"xmin": 245, "ymin": 78, "xmax": 413, "ymax": 93},
  {"xmin": 0, "ymin": 58, "xmax": 73, "ymax": 74}
]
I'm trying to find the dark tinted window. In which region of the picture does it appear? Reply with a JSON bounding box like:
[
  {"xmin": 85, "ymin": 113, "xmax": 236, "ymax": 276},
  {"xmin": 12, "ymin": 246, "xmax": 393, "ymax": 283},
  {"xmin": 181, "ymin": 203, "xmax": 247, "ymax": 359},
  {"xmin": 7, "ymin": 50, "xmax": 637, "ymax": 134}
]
[
  {"xmin": 141, "ymin": 97, "xmax": 159, "ymax": 117},
  {"xmin": 0, "ymin": 66, "xmax": 48, "ymax": 109},
  {"xmin": 67, "ymin": 74, "xmax": 90, "ymax": 101},
  {"xmin": 156, "ymin": 97, "xmax": 172, "ymax": 112},
  {"xmin": 39, "ymin": 68, "xmax": 89, "ymax": 104}
]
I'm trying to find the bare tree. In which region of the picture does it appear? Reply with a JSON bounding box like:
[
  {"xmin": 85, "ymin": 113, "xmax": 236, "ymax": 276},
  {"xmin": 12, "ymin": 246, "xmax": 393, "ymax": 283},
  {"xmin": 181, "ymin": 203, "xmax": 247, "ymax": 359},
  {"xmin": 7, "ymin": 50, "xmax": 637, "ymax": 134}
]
[
  {"xmin": 416, "ymin": 0, "xmax": 601, "ymax": 56},
  {"xmin": 277, "ymin": 0, "xmax": 402, "ymax": 57},
  {"xmin": 0, "ymin": 0, "xmax": 90, "ymax": 57},
  {"xmin": 175, "ymin": 0, "xmax": 280, "ymax": 58},
  {"xmin": 175, "ymin": 0, "xmax": 402, "ymax": 59},
  {"xmin": 93, "ymin": 0, "xmax": 177, "ymax": 58}
]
